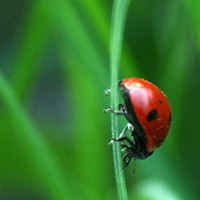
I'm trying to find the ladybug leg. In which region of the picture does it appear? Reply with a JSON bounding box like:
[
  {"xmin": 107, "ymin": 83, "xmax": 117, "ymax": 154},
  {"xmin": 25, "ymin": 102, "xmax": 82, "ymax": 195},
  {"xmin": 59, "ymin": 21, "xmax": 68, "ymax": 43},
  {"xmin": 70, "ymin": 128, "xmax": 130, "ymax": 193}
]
[
  {"xmin": 118, "ymin": 104, "xmax": 128, "ymax": 115},
  {"xmin": 115, "ymin": 136, "xmax": 141, "ymax": 157},
  {"xmin": 103, "ymin": 107, "xmax": 125, "ymax": 115},
  {"xmin": 108, "ymin": 136, "xmax": 132, "ymax": 145},
  {"xmin": 118, "ymin": 104, "xmax": 133, "ymax": 122},
  {"xmin": 122, "ymin": 153, "xmax": 131, "ymax": 168},
  {"xmin": 118, "ymin": 124, "xmax": 128, "ymax": 137},
  {"xmin": 103, "ymin": 104, "xmax": 131, "ymax": 120},
  {"xmin": 118, "ymin": 123, "xmax": 134, "ymax": 138},
  {"xmin": 104, "ymin": 88, "xmax": 111, "ymax": 96},
  {"xmin": 118, "ymin": 104, "xmax": 126, "ymax": 111},
  {"xmin": 120, "ymin": 143, "xmax": 129, "ymax": 149},
  {"xmin": 121, "ymin": 143, "xmax": 137, "ymax": 155},
  {"xmin": 112, "ymin": 136, "xmax": 133, "ymax": 145},
  {"xmin": 131, "ymin": 130, "xmax": 139, "ymax": 145},
  {"xmin": 113, "ymin": 136, "xmax": 141, "ymax": 154},
  {"xmin": 120, "ymin": 143, "xmax": 133, "ymax": 153}
]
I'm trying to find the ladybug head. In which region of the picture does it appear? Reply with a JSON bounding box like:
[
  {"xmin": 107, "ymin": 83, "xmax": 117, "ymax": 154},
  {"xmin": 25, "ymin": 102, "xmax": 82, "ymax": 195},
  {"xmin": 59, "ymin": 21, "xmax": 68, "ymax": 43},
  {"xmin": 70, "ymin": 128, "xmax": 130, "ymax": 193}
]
[{"xmin": 122, "ymin": 147, "xmax": 154, "ymax": 168}]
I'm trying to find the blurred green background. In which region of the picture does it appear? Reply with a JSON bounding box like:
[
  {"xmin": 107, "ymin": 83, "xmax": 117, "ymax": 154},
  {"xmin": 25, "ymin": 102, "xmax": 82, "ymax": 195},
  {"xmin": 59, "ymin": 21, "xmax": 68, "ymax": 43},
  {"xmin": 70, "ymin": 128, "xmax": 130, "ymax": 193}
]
[{"xmin": 0, "ymin": 0, "xmax": 200, "ymax": 199}]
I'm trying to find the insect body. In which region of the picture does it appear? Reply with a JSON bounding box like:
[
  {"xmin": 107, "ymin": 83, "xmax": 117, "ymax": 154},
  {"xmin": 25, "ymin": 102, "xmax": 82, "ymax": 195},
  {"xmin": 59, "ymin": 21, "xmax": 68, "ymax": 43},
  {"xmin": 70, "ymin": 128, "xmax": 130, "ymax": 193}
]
[{"xmin": 105, "ymin": 78, "xmax": 172, "ymax": 168}]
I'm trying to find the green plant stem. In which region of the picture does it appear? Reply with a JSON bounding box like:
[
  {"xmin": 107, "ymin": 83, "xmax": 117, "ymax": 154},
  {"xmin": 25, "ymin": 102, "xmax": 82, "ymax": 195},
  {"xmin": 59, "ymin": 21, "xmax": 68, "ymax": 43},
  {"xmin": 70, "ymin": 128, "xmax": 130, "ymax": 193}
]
[{"xmin": 110, "ymin": 0, "xmax": 131, "ymax": 199}]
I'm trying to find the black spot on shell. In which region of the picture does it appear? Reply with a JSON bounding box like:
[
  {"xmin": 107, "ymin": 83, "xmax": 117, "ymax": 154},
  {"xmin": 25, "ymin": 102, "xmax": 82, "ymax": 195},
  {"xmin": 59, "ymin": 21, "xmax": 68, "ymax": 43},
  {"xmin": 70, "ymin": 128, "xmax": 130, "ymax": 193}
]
[
  {"xmin": 168, "ymin": 113, "xmax": 172, "ymax": 125},
  {"xmin": 147, "ymin": 109, "xmax": 158, "ymax": 121},
  {"xmin": 159, "ymin": 100, "xmax": 163, "ymax": 104}
]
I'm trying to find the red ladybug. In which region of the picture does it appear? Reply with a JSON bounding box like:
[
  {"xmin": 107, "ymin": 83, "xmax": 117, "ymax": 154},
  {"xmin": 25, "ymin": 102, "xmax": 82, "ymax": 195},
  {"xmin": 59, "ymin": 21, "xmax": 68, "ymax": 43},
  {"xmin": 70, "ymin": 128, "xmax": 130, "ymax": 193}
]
[{"xmin": 105, "ymin": 78, "xmax": 171, "ymax": 167}]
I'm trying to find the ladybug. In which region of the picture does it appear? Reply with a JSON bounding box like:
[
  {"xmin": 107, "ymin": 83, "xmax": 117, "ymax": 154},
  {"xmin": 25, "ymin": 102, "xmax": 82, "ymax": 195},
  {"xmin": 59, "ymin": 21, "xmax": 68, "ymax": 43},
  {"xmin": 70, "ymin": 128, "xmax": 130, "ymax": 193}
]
[{"xmin": 104, "ymin": 77, "xmax": 172, "ymax": 168}]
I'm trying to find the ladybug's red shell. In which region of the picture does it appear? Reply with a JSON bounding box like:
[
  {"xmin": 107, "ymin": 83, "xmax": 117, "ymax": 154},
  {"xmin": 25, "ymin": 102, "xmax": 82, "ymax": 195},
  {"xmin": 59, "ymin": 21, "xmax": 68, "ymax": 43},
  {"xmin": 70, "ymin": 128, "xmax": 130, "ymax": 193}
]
[{"xmin": 121, "ymin": 78, "xmax": 171, "ymax": 153}]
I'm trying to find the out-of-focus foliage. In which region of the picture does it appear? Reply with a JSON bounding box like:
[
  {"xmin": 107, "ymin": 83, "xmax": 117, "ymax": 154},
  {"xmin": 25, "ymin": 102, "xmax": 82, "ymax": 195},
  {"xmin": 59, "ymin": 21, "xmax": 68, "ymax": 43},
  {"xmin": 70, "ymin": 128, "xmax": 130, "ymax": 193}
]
[{"xmin": 0, "ymin": 0, "xmax": 200, "ymax": 199}]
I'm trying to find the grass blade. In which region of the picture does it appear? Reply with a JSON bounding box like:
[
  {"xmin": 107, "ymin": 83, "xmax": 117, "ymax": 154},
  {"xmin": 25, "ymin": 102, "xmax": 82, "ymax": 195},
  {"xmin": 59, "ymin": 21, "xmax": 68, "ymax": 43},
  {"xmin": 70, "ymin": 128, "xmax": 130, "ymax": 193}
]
[
  {"xmin": 0, "ymin": 71, "xmax": 73, "ymax": 199},
  {"xmin": 183, "ymin": 0, "xmax": 200, "ymax": 49},
  {"xmin": 12, "ymin": 2, "xmax": 49, "ymax": 99},
  {"xmin": 75, "ymin": 0, "xmax": 141, "ymax": 77},
  {"xmin": 110, "ymin": 0, "xmax": 131, "ymax": 199}
]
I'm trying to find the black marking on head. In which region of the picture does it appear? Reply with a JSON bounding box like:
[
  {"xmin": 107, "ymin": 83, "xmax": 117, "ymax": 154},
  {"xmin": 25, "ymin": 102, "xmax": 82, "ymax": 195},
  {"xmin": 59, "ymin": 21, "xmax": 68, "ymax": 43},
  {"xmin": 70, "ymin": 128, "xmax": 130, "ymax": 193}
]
[
  {"xmin": 159, "ymin": 100, "xmax": 163, "ymax": 104},
  {"xmin": 168, "ymin": 113, "xmax": 172, "ymax": 125},
  {"xmin": 146, "ymin": 109, "xmax": 158, "ymax": 121}
]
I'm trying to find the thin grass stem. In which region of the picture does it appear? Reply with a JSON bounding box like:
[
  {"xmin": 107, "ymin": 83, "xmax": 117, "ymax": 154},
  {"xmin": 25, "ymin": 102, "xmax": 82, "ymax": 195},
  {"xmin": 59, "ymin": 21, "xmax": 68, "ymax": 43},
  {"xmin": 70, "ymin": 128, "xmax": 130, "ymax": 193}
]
[{"xmin": 110, "ymin": 0, "xmax": 131, "ymax": 199}]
